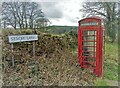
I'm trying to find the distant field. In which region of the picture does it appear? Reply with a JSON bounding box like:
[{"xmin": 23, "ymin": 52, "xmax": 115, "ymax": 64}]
[
  {"xmin": 2, "ymin": 26, "xmax": 78, "ymax": 35},
  {"xmin": 46, "ymin": 26, "xmax": 78, "ymax": 34}
]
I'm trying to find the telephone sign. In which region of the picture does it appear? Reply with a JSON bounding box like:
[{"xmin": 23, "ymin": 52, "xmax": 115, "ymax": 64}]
[{"xmin": 80, "ymin": 22, "xmax": 98, "ymax": 26}]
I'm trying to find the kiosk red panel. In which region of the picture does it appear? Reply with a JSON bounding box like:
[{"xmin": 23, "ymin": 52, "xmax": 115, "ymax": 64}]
[{"xmin": 78, "ymin": 17, "xmax": 105, "ymax": 77}]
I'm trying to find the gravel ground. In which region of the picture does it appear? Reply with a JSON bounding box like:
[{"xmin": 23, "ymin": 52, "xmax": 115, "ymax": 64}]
[{"xmin": 106, "ymin": 80, "xmax": 118, "ymax": 86}]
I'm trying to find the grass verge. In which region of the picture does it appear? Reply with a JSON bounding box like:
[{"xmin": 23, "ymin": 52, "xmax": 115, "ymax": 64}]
[{"xmin": 95, "ymin": 42, "xmax": 118, "ymax": 86}]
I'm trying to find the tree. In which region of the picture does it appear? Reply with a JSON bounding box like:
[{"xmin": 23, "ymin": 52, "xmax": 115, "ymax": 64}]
[
  {"xmin": 2, "ymin": 2, "xmax": 17, "ymax": 29},
  {"xmin": 80, "ymin": 2, "xmax": 119, "ymax": 43},
  {"xmin": 118, "ymin": 1, "xmax": 120, "ymax": 43},
  {"xmin": 1, "ymin": 2, "xmax": 49, "ymax": 29},
  {"xmin": 34, "ymin": 17, "xmax": 50, "ymax": 29}
]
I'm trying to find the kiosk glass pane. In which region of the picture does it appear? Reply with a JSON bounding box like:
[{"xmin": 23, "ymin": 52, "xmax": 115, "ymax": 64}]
[{"xmin": 82, "ymin": 30, "xmax": 96, "ymax": 63}]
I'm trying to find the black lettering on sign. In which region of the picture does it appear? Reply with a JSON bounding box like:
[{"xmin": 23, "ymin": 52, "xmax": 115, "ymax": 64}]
[
  {"xmin": 8, "ymin": 35, "xmax": 38, "ymax": 43},
  {"xmin": 81, "ymin": 22, "xmax": 98, "ymax": 26}
]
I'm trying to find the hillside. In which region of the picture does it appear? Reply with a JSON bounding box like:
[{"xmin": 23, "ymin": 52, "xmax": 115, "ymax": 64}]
[{"xmin": 45, "ymin": 26, "xmax": 78, "ymax": 34}]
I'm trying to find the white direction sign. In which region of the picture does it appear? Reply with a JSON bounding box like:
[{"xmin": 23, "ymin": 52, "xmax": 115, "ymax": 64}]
[{"xmin": 8, "ymin": 35, "xmax": 38, "ymax": 43}]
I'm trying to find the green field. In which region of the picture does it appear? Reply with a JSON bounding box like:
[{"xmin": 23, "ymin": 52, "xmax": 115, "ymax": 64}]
[{"xmin": 95, "ymin": 42, "xmax": 118, "ymax": 86}]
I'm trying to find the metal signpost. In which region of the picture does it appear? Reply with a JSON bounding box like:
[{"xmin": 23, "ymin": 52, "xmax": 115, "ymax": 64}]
[
  {"xmin": 8, "ymin": 35, "xmax": 38, "ymax": 43},
  {"xmin": 8, "ymin": 35, "xmax": 38, "ymax": 67}
]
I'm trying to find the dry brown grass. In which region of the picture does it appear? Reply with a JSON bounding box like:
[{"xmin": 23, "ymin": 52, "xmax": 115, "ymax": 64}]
[{"xmin": 2, "ymin": 29, "xmax": 96, "ymax": 86}]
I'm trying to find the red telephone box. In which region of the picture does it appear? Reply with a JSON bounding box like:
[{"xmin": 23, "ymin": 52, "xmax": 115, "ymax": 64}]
[{"xmin": 78, "ymin": 17, "xmax": 105, "ymax": 77}]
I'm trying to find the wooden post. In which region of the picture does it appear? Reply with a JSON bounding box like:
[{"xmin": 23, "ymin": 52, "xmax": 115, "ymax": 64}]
[
  {"xmin": 33, "ymin": 41, "xmax": 35, "ymax": 56},
  {"xmin": 32, "ymin": 28, "xmax": 36, "ymax": 57},
  {"xmin": 11, "ymin": 43, "xmax": 14, "ymax": 67}
]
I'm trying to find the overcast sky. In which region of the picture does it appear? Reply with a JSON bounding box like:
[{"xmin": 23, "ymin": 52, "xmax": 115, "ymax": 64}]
[
  {"xmin": 1, "ymin": 0, "xmax": 118, "ymax": 26},
  {"xmin": 38, "ymin": 0, "xmax": 118, "ymax": 26},
  {"xmin": 40, "ymin": 0, "xmax": 84, "ymax": 26}
]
